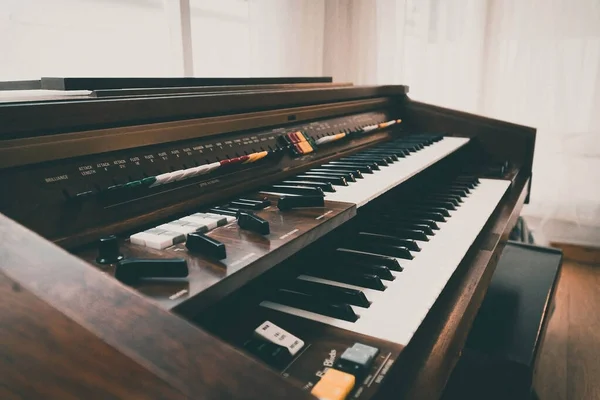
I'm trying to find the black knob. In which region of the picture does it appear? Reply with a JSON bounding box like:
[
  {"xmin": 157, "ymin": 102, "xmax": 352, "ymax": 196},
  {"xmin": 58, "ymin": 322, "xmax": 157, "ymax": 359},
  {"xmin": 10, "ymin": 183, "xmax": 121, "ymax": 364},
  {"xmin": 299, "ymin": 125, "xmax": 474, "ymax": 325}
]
[
  {"xmin": 115, "ymin": 258, "xmax": 188, "ymax": 285},
  {"xmin": 186, "ymin": 232, "xmax": 227, "ymax": 260},
  {"xmin": 96, "ymin": 235, "xmax": 124, "ymax": 264},
  {"xmin": 238, "ymin": 211, "xmax": 270, "ymax": 235}
]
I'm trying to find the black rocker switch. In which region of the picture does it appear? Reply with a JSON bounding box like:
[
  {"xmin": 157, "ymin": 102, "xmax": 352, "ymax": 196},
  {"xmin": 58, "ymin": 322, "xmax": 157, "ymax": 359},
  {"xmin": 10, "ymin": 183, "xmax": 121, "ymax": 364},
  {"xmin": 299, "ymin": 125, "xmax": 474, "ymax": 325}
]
[
  {"xmin": 186, "ymin": 232, "xmax": 227, "ymax": 260},
  {"xmin": 115, "ymin": 258, "xmax": 188, "ymax": 285},
  {"xmin": 96, "ymin": 235, "xmax": 124, "ymax": 264},
  {"xmin": 238, "ymin": 211, "xmax": 270, "ymax": 235},
  {"xmin": 277, "ymin": 195, "xmax": 325, "ymax": 211}
]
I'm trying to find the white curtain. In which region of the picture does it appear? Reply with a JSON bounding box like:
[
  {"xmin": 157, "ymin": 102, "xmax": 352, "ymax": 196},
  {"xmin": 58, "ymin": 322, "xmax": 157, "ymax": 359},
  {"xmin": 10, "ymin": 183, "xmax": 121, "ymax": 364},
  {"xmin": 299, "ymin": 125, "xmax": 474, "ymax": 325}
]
[{"xmin": 323, "ymin": 0, "xmax": 600, "ymax": 247}]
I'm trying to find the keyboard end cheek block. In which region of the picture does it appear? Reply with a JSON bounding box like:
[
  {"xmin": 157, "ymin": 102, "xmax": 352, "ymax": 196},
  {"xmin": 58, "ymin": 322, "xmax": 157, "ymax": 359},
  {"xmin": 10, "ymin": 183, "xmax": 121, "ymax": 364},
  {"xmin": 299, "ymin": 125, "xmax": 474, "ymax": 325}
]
[
  {"xmin": 277, "ymin": 195, "xmax": 325, "ymax": 210},
  {"xmin": 115, "ymin": 258, "xmax": 189, "ymax": 284}
]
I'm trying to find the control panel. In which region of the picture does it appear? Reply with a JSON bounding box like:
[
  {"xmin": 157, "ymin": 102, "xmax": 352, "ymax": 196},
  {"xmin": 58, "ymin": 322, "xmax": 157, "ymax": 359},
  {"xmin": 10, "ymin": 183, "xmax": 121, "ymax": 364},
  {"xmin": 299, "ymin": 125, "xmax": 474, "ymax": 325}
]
[
  {"xmin": 200, "ymin": 305, "xmax": 402, "ymax": 400},
  {"xmin": 0, "ymin": 111, "xmax": 394, "ymax": 243}
]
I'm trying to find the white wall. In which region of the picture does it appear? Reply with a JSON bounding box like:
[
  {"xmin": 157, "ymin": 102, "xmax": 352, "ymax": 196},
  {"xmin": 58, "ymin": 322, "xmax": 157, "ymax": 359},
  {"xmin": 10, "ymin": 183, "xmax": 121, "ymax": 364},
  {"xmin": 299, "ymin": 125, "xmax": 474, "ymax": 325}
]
[
  {"xmin": 0, "ymin": 0, "xmax": 178, "ymax": 79},
  {"xmin": 322, "ymin": 0, "xmax": 600, "ymax": 247}
]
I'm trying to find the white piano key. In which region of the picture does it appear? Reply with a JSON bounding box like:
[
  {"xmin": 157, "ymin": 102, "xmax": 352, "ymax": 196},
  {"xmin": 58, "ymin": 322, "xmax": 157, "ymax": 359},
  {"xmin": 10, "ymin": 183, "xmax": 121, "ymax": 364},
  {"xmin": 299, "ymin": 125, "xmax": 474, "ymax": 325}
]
[
  {"xmin": 132, "ymin": 229, "xmax": 184, "ymax": 250},
  {"xmin": 261, "ymin": 178, "xmax": 510, "ymax": 347},
  {"xmin": 181, "ymin": 215, "xmax": 218, "ymax": 230},
  {"xmin": 205, "ymin": 212, "xmax": 236, "ymax": 223},
  {"xmin": 157, "ymin": 223, "xmax": 201, "ymax": 235}
]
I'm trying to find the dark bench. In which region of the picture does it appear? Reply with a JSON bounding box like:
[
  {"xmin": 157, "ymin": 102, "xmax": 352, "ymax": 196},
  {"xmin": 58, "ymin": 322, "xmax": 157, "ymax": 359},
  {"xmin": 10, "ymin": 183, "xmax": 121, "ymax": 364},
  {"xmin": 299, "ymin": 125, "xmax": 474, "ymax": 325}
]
[{"xmin": 443, "ymin": 241, "xmax": 563, "ymax": 399}]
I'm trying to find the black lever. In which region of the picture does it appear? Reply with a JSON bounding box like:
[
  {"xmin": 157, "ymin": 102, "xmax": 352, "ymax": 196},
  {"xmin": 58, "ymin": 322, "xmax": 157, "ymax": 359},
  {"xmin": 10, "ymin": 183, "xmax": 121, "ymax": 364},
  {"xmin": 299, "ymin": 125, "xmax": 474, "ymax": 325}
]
[
  {"xmin": 277, "ymin": 195, "xmax": 325, "ymax": 210},
  {"xmin": 186, "ymin": 232, "xmax": 227, "ymax": 260},
  {"xmin": 238, "ymin": 211, "xmax": 270, "ymax": 235},
  {"xmin": 268, "ymin": 184, "xmax": 324, "ymax": 196},
  {"xmin": 115, "ymin": 258, "xmax": 188, "ymax": 284}
]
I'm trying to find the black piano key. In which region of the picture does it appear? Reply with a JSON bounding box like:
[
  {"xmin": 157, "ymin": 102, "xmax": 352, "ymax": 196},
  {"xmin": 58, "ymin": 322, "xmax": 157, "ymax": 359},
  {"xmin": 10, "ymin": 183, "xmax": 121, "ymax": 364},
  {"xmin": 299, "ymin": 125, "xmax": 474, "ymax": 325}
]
[
  {"xmin": 337, "ymin": 158, "xmax": 380, "ymax": 170},
  {"xmin": 389, "ymin": 217, "xmax": 440, "ymax": 230},
  {"xmin": 402, "ymin": 205, "xmax": 450, "ymax": 217},
  {"xmin": 374, "ymin": 148, "xmax": 411, "ymax": 157},
  {"xmin": 453, "ymin": 179, "xmax": 476, "ymax": 189},
  {"xmin": 281, "ymin": 279, "xmax": 370, "ymax": 308},
  {"xmin": 343, "ymin": 262, "xmax": 395, "ymax": 281},
  {"xmin": 455, "ymin": 176, "xmax": 480, "ymax": 186},
  {"xmin": 350, "ymin": 241, "xmax": 413, "ymax": 260},
  {"xmin": 448, "ymin": 182, "xmax": 472, "ymax": 192},
  {"xmin": 359, "ymin": 151, "xmax": 400, "ymax": 161},
  {"xmin": 323, "ymin": 162, "xmax": 374, "ymax": 173},
  {"xmin": 237, "ymin": 197, "xmax": 271, "ymax": 209},
  {"xmin": 266, "ymin": 289, "xmax": 359, "ymax": 322},
  {"xmin": 393, "ymin": 222, "xmax": 434, "ymax": 236},
  {"xmin": 392, "ymin": 210, "xmax": 446, "ymax": 223},
  {"xmin": 229, "ymin": 201, "xmax": 264, "ymax": 210},
  {"xmin": 357, "ymin": 153, "xmax": 394, "ymax": 163},
  {"xmin": 304, "ymin": 171, "xmax": 356, "ymax": 183},
  {"xmin": 267, "ymin": 184, "xmax": 324, "ymax": 196},
  {"xmin": 366, "ymin": 226, "xmax": 429, "ymax": 241},
  {"xmin": 384, "ymin": 144, "xmax": 420, "ymax": 152},
  {"xmin": 208, "ymin": 207, "xmax": 238, "ymax": 217},
  {"xmin": 438, "ymin": 188, "xmax": 469, "ymax": 197},
  {"xmin": 293, "ymin": 174, "xmax": 348, "ymax": 186},
  {"xmin": 343, "ymin": 157, "xmax": 389, "ymax": 167},
  {"xmin": 311, "ymin": 269, "xmax": 387, "ymax": 291},
  {"xmin": 309, "ymin": 168, "xmax": 363, "ymax": 179},
  {"xmin": 357, "ymin": 232, "xmax": 421, "ymax": 251},
  {"xmin": 336, "ymin": 248, "xmax": 402, "ymax": 271},
  {"xmin": 364, "ymin": 217, "xmax": 436, "ymax": 235},
  {"xmin": 427, "ymin": 194, "xmax": 461, "ymax": 206},
  {"xmin": 281, "ymin": 180, "xmax": 336, "ymax": 192},
  {"xmin": 413, "ymin": 199, "xmax": 456, "ymax": 211},
  {"xmin": 439, "ymin": 185, "xmax": 470, "ymax": 196}
]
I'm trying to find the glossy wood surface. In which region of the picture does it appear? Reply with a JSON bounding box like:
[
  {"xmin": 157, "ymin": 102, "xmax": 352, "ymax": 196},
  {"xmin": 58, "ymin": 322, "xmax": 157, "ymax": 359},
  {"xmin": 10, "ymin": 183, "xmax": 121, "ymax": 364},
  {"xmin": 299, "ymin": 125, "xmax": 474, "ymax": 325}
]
[
  {"xmin": 405, "ymin": 99, "xmax": 536, "ymax": 183},
  {"xmin": 0, "ymin": 213, "xmax": 313, "ymax": 400},
  {"xmin": 0, "ymin": 270, "xmax": 189, "ymax": 400},
  {"xmin": 77, "ymin": 196, "xmax": 355, "ymax": 316}
]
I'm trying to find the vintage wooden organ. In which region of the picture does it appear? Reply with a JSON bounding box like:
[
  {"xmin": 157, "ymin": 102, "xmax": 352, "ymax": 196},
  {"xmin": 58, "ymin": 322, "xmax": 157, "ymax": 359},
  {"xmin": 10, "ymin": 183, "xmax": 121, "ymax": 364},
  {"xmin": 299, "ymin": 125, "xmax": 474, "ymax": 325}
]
[{"xmin": 0, "ymin": 77, "xmax": 536, "ymax": 400}]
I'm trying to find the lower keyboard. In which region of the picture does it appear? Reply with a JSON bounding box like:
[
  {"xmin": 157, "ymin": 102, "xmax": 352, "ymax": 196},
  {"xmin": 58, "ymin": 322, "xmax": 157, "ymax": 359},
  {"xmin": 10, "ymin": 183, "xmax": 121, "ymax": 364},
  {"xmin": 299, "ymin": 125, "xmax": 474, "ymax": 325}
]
[{"xmin": 261, "ymin": 177, "xmax": 511, "ymax": 346}]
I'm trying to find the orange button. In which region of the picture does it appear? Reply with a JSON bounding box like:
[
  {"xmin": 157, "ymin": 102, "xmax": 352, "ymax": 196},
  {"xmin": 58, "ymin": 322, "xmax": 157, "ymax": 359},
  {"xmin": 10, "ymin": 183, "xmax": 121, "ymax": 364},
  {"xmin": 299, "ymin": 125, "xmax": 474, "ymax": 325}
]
[
  {"xmin": 299, "ymin": 141, "xmax": 314, "ymax": 154},
  {"xmin": 311, "ymin": 369, "xmax": 355, "ymax": 400}
]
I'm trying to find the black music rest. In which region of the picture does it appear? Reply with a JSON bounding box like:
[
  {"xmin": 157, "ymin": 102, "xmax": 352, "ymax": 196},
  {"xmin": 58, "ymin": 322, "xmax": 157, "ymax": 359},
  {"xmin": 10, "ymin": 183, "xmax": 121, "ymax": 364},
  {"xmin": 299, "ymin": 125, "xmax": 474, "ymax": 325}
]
[{"xmin": 443, "ymin": 241, "xmax": 563, "ymax": 400}]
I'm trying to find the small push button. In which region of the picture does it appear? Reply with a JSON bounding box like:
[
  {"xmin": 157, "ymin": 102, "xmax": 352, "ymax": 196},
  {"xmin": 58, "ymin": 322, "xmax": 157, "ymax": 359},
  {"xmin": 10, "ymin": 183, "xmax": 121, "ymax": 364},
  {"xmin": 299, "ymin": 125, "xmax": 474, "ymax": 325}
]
[
  {"xmin": 334, "ymin": 343, "xmax": 379, "ymax": 378},
  {"xmin": 311, "ymin": 369, "xmax": 355, "ymax": 400},
  {"xmin": 334, "ymin": 348, "xmax": 372, "ymax": 377}
]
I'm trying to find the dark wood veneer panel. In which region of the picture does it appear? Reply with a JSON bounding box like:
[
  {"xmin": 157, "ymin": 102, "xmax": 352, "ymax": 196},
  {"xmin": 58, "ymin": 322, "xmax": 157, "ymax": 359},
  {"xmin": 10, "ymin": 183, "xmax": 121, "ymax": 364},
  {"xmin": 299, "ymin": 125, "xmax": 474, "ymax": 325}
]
[
  {"xmin": 0, "ymin": 86, "xmax": 407, "ymax": 139},
  {"xmin": 76, "ymin": 197, "xmax": 356, "ymax": 316},
  {"xmin": 0, "ymin": 271, "xmax": 188, "ymax": 400}
]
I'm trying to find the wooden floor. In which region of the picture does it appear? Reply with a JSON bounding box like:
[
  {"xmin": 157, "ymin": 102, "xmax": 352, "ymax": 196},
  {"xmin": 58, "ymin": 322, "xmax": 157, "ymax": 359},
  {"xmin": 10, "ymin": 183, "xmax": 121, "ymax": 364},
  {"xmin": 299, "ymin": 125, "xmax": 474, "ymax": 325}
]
[{"xmin": 534, "ymin": 260, "xmax": 600, "ymax": 400}]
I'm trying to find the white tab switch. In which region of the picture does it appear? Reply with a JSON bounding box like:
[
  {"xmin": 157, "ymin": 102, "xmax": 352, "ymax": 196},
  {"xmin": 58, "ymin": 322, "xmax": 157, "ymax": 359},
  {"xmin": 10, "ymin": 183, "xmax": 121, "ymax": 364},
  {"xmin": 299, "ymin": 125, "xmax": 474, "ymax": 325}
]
[{"xmin": 254, "ymin": 321, "xmax": 304, "ymax": 356}]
